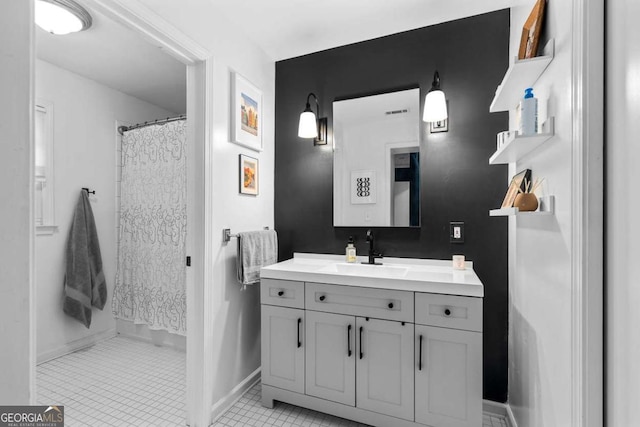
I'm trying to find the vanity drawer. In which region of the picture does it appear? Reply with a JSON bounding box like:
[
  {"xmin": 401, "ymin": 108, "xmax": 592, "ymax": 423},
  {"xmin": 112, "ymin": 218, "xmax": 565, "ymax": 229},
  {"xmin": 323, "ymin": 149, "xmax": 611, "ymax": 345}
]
[
  {"xmin": 305, "ymin": 282, "xmax": 413, "ymax": 322},
  {"xmin": 415, "ymin": 293, "xmax": 482, "ymax": 332},
  {"xmin": 261, "ymin": 278, "xmax": 304, "ymax": 309}
]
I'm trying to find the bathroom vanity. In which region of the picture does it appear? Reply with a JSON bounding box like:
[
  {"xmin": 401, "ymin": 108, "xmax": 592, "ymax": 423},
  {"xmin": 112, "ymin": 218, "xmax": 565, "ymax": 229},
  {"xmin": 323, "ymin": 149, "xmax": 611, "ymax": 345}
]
[{"xmin": 260, "ymin": 253, "xmax": 484, "ymax": 427}]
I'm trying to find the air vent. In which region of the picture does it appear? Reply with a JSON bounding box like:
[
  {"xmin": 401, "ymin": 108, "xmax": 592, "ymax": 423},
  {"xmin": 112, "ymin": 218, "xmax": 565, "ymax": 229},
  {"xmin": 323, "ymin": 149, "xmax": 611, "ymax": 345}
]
[{"xmin": 385, "ymin": 109, "xmax": 409, "ymax": 115}]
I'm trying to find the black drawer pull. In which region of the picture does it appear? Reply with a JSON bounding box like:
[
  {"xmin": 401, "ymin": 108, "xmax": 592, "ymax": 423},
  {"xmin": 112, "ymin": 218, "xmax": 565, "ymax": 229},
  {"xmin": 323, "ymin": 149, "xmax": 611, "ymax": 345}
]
[
  {"xmin": 297, "ymin": 318, "xmax": 302, "ymax": 348},
  {"xmin": 359, "ymin": 326, "xmax": 364, "ymax": 360},
  {"xmin": 347, "ymin": 324, "xmax": 352, "ymax": 357},
  {"xmin": 444, "ymin": 308, "xmax": 451, "ymax": 316},
  {"xmin": 388, "ymin": 302, "xmax": 394, "ymax": 309},
  {"xmin": 278, "ymin": 290, "xmax": 284, "ymax": 297},
  {"xmin": 419, "ymin": 335, "xmax": 423, "ymax": 371},
  {"xmin": 319, "ymin": 295, "xmax": 326, "ymax": 302}
]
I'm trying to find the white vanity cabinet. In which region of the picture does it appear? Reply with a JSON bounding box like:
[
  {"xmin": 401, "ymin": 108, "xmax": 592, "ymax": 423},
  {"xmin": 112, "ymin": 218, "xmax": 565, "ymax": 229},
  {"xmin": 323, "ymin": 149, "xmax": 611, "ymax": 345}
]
[
  {"xmin": 260, "ymin": 279, "xmax": 306, "ymax": 394},
  {"xmin": 305, "ymin": 310, "xmax": 356, "ymax": 406},
  {"xmin": 356, "ymin": 317, "xmax": 415, "ymax": 421},
  {"xmin": 414, "ymin": 293, "xmax": 483, "ymax": 427},
  {"xmin": 260, "ymin": 255, "xmax": 484, "ymax": 427},
  {"xmin": 304, "ymin": 310, "xmax": 415, "ymax": 421}
]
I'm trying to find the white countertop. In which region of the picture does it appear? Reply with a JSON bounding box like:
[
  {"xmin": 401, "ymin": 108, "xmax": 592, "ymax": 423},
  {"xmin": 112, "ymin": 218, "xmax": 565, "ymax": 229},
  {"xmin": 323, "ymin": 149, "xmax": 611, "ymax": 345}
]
[{"xmin": 260, "ymin": 253, "xmax": 484, "ymax": 297}]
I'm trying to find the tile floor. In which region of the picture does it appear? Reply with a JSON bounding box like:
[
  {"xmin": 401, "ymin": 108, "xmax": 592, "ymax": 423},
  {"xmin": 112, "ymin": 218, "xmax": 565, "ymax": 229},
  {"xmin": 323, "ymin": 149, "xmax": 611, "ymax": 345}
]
[
  {"xmin": 37, "ymin": 336, "xmax": 509, "ymax": 427},
  {"xmin": 213, "ymin": 383, "xmax": 511, "ymax": 427},
  {"xmin": 37, "ymin": 336, "xmax": 186, "ymax": 427}
]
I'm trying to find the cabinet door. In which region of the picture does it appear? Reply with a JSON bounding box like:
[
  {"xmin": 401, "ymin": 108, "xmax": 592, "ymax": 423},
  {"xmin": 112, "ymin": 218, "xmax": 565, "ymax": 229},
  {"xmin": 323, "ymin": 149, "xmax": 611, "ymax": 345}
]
[
  {"xmin": 305, "ymin": 311, "xmax": 356, "ymax": 406},
  {"xmin": 261, "ymin": 305, "xmax": 305, "ymax": 393},
  {"xmin": 356, "ymin": 317, "xmax": 414, "ymax": 421},
  {"xmin": 415, "ymin": 325, "xmax": 482, "ymax": 427}
]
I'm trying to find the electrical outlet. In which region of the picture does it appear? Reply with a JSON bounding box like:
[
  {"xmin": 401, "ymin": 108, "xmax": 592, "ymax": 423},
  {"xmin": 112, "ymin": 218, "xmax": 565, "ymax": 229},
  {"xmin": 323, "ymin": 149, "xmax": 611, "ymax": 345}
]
[{"xmin": 450, "ymin": 221, "xmax": 464, "ymax": 243}]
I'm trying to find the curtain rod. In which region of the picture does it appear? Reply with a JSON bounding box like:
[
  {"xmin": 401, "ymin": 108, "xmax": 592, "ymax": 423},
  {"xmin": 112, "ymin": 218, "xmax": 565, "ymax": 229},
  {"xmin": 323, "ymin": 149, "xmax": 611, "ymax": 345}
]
[{"xmin": 118, "ymin": 114, "xmax": 186, "ymax": 135}]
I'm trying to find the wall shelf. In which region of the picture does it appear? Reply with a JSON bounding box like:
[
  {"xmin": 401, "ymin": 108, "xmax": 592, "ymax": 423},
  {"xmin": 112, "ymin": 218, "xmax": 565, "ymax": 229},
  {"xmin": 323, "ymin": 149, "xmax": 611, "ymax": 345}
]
[
  {"xmin": 489, "ymin": 117, "xmax": 555, "ymax": 165},
  {"xmin": 489, "ymin": 195, "xmax": 555, "ymax": 217},
  {"xmin": 489, "ymin": 39, "xmax": 555, "ymax": 113}
]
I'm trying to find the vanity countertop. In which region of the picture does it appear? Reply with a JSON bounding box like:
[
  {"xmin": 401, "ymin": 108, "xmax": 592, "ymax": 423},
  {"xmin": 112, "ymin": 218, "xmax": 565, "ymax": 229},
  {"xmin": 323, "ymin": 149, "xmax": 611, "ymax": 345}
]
[{"xmin": 260, "ymin": 253, "xmax": 484, "ymax": 297}]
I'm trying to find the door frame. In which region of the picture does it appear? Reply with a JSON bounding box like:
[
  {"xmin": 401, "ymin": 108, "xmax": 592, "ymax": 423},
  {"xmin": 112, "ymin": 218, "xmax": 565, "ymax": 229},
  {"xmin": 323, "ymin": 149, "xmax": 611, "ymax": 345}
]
[
  {"xmin": 30, "ymin": 0, "xmax": 214, "ymax": 425},
  {"xmin": 570, "ymin": 0, "xmax": 604, "ymax": 426}
]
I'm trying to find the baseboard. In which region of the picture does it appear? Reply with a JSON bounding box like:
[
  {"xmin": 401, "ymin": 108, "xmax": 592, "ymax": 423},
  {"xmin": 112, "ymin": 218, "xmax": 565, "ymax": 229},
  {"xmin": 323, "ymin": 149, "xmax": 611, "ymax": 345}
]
[
  {"xmin": 210, "ymin": 368, "xmax": 261, "ymax": 423},
  {"xmin": 505, "ymin": 404, "xmax": 517, "ymax": 427},
  {"xmin": 36, "ymin": 328, "xmax": 117, "ymax": 365},
  {"xmin": 483, "ymin": 400, "xmax": 517, "ymax": 427}
]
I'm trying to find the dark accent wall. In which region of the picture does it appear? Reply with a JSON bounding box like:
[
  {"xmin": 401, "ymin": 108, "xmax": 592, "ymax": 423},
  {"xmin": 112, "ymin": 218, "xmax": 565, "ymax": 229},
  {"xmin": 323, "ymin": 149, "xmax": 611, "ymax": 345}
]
[{"xmin": 275, "ymin": 10, "xmax": 510, "ymax": 402}]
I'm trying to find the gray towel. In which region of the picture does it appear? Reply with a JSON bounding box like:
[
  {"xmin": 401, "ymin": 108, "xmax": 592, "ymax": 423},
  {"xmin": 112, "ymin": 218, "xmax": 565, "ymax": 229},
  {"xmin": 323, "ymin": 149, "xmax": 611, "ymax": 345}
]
[
  {"xmin": 63, "ymin": 190, "xmax": 107, "ymax": 328},
  {"xmin": 237, "ymin": 230, "xmax": 278, "ymax": 285}
]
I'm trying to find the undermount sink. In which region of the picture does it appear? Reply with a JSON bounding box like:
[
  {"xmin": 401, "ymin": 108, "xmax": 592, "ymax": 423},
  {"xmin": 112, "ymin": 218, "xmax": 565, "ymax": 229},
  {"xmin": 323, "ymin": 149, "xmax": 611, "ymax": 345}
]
[{"xmin": 320, "ymin": 262, "xmax": 409, "ymax": 278}]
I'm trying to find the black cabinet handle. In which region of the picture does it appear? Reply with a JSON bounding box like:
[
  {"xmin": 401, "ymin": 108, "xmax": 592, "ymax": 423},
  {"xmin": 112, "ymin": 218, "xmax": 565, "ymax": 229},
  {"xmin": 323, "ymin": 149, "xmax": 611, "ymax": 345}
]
[
  {"xmin": 319, "ymin": 295, "xmax": 326, "ymax": 302},
  {"xmin": 419, "ymin": 335, "xmax": 423, "ymax": 371},
  {"xmin": 297, "ymin": 318, "xmax": 302, "ymax": 348},
  {"xmin": 347, "ymin": 324, "xmax": 352, "ymax": 357},
  {"xmin": 444, "ymin": 308, "xmax": 451, "ymax": 316},
  {"xmin": 388, "ymin": 302, "xmax": 394, "ymax": 309},
  {"xmin": 278, "ymin": 290, "xmax": 284, "ymax": 297},
  {"xmin": 359, "ymin": 326, "xmax": 364, "ymax": 360}
]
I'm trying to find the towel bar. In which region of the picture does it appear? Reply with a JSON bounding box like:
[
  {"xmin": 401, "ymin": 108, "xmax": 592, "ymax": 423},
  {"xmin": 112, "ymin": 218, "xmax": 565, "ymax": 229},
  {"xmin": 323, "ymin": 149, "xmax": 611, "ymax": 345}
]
[{"xmin": 223, "ymin": 227, "xmax": 269, "ymax": 243}]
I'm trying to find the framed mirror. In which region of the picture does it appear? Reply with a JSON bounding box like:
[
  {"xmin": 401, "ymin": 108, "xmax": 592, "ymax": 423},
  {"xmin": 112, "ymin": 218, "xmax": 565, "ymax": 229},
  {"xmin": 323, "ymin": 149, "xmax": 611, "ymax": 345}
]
[{"xmin": 333, "ymin": 88, "xmax": 421, "ymax": 227}]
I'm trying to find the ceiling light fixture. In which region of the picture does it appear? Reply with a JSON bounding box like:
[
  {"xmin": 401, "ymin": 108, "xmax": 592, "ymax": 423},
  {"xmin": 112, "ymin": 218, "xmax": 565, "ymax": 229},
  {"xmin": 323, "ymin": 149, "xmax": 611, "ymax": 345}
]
[
  {"xmin": 35, "ymin": 0, "xmax": 93, "ymax": 35},
  {"xmin": 298, "ymin": 93, "xmax": 328, "ymax": 146},
  {"xmin": 422, "ymin": 71, "xmax": 448, "ymax": 123}
]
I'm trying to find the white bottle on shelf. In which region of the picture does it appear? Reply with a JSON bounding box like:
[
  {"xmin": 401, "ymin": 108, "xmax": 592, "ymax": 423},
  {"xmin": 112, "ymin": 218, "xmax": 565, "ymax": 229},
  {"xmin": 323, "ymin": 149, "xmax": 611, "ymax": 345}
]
[{"xmin": 517, "ymin": 87, "xmax": 538, "ymax": 136}]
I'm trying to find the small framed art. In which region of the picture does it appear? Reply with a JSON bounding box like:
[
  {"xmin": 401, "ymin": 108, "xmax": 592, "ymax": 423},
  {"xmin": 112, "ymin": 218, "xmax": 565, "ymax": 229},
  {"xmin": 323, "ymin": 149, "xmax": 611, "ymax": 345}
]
[
  {"xmin": 231, "ymin": 72, "xmax": 263, "ymax": 151},
  {"xmin": 239, "ymin": 154, "xmax": 259, "ymax": 196},
  {"xmin": 501, "ymin": 169, "xmax": 532, "ymax": 208},
  {"xmin": 518, "ymin": 0, "xmax": 546, "ymax": 60}
]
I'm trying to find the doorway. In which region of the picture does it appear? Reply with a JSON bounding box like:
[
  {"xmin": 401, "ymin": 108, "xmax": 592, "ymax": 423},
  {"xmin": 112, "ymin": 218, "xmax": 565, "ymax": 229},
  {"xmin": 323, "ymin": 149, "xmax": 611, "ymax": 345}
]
[{"xmin": 31, "ymin": 1, "xmax": 210, "ymax": 425}]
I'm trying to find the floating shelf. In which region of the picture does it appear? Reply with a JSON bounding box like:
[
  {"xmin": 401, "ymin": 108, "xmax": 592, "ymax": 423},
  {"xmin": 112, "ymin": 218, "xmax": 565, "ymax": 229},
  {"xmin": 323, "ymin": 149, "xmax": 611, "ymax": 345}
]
[
  {"xmin": 489, "ymin": 117, "xmax": 555, "ymax": 165},
  {"xmin": 489, "ymin": 39, "xmax": 555, "ymax": 113},
  {"xmin": 489, "ymin": 195, "xmax": 555, "ymax": 217}
]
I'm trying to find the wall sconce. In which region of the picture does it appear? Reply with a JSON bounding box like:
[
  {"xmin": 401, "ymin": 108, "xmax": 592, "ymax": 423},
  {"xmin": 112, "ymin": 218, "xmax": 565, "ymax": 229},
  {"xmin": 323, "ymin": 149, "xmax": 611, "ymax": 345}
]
[
  {"xmin": 422, "ymin": 71, "xmax": 448, "ymax": 123},
  {"xmin": 298, "ymin": 93, "xmax": 328, "ymax": 146},
  {"xmin": 35, "ymin": 0, "xmax": 93, "ymax": 35}
]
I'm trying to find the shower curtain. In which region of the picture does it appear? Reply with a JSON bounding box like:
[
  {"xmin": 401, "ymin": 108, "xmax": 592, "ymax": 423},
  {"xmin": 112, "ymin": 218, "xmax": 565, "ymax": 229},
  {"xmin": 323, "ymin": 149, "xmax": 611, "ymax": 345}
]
[{"xmin": 113, "ymin": 120, "xmax": 187, "ymax": 335}]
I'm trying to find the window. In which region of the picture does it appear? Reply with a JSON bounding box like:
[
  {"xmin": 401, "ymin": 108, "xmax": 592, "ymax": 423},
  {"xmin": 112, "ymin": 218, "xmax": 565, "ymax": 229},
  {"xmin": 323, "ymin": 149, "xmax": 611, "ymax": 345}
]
[{"xmin": 35, "ymin": 100, "xmax": 56, "ymax": 234}]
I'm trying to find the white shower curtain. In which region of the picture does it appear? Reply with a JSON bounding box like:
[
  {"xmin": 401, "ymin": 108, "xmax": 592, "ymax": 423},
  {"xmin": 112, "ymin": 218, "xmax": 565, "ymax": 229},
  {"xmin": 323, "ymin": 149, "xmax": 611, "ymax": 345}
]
[{"xmin": 113, "ymin": 120, "xmax": 187, "ymax": 335}]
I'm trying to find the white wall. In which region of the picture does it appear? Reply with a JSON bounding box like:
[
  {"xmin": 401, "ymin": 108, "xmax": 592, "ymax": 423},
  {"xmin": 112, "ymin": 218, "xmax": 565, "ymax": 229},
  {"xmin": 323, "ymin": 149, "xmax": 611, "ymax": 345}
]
[
  {"xmin": 132, "ymin": 1, "xmax": 276, "ymax": 421},
  {"xmin": 35, "ymin": 59, "xmax": 177, "ymax": 362},
  {"xmin": 606, "ymin": 1, "xmax": 640, "ymax": 425},
  {"xmin": 0, "ymin": 0, "xmax": 34, "ymax": 404},
  {"xmin": 508, "ymin": 2, "xmax": 575, "ymax": 426}
]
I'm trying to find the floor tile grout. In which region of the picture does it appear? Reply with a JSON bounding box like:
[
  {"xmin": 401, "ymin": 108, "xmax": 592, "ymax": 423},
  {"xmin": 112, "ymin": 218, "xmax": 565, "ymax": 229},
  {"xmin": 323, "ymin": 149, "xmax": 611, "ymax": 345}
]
[
  {"xmin": 37, "ymin": 335, "xmax": 510, "ymax": 427},
  {"xmin": 36, "ymin": 336, "xmax": 186, "ymax": 427}
]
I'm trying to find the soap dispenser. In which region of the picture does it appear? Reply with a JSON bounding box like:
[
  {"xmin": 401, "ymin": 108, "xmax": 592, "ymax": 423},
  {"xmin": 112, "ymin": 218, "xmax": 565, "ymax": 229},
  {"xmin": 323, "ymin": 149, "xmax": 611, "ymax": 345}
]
[{"xmin": 346, "ymin": 236, "xmax": 357, "ymax": 263}]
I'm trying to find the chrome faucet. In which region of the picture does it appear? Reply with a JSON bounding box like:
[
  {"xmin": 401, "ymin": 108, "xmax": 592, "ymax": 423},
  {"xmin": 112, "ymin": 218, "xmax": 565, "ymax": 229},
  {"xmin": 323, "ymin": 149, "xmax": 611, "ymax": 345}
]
[{"xmin": 362, "ymin": 229, "xmax": 383, "ymax": 265}]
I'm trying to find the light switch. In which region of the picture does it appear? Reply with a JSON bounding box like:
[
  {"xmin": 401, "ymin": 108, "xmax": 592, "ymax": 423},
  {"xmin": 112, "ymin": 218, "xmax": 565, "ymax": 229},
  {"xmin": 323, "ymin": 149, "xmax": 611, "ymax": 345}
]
[{"xmin": 450, "ymin": 221, "xmax": 464, "ymax": 243}]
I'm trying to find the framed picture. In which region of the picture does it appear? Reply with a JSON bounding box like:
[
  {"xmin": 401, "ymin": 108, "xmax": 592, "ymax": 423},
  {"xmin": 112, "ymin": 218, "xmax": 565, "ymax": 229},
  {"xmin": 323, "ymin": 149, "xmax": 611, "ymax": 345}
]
[
  {"xmin": 231, "ymin": 72, "xmax": 263, "ymax": 151},
  {"xmin": 239, "ymin": 154, "xmax": 259, "ymax": 196},
  {"xmin": 518, "ymin": 0, "xmax": 546, "ymax": 60},
  {"xmin": 430, "ymin": 118, "xmax": 449, "ymax": 133},
  {"xmin": 501, "ymin": 169, "xmax": 532, "ymax": 208},
  {"xmin": 350, "ymin": 170, "xmax": 376, "ymax": 205}
]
